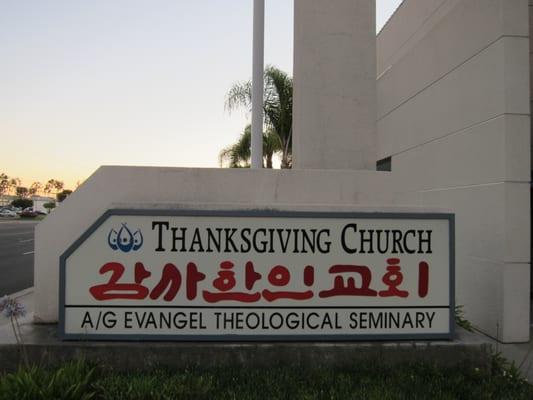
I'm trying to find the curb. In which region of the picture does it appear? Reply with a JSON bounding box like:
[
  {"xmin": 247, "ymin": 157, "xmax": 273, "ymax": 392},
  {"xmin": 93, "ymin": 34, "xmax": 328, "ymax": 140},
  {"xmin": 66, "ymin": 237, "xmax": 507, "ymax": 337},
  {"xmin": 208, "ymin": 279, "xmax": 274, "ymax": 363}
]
[{"xmin": 8, "ymin": 287, "xmax": 34, "ymax": 299}]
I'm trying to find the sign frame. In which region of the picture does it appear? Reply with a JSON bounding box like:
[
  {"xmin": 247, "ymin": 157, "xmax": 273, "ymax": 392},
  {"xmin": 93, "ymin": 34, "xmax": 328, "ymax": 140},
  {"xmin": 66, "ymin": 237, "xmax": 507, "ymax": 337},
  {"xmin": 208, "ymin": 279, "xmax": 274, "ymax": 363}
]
[{"xmin": 59, "ymin": 209, "xmax": 455, "ymax": 342}]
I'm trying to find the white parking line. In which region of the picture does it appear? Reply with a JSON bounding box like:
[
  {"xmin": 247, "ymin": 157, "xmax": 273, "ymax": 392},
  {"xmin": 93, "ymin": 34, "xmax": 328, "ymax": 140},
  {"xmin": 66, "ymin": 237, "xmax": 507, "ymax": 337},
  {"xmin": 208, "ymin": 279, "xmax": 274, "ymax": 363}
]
[
  {"xmin": 22, "ymin": 251, "xmax": 34, "ymax": 255},
  {"xmin": 19, "ymin": 239, "xmax": 34, "ymax": 243}
]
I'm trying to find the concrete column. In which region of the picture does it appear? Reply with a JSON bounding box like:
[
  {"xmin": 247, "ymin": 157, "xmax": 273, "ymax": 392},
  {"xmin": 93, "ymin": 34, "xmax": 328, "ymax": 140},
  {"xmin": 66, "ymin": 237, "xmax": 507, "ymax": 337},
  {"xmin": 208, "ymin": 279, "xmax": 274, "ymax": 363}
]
[{"xmin": 293, "ymin": 0, "xmax": 377, "ymax": 170}]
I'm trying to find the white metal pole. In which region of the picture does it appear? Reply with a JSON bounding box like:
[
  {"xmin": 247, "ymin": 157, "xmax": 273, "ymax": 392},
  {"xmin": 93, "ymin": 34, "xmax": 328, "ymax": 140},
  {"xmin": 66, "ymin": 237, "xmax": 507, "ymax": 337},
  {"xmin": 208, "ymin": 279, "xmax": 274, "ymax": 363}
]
[{"xmin": 251, "ymin": 0, "xmax": 265, "ymax": 169}]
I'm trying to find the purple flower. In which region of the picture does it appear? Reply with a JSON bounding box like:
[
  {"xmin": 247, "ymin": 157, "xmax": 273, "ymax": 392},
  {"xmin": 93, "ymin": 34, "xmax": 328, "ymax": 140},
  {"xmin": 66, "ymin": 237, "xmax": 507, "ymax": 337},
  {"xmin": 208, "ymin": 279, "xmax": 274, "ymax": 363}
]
[{"xmin": 0, "ymin": 296, "xmax": 26, "ymax": 318}]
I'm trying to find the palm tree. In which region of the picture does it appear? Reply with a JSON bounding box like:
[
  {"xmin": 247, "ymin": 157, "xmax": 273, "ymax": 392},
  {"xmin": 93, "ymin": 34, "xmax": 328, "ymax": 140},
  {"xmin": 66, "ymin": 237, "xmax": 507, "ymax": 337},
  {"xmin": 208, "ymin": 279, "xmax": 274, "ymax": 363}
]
[
  {"xmin": 225, "ymin": 66, "xmax": 293, "ymax": 168},
  {"xmin": 219, "ymin": 125, "xmax": 282, "ymax": 168},
  {"xmin": 0, "ymin": 174, "xmax": 9, "ymax": 196},
  {"xmin": 44, "ymin": 180, "xmax": 54, "ymax": 196},
  {"xmin": 220, "ymin": 126, "xmax": 252, "ymax": 168},
  {"xmin": 8, "ymin": 178, "xmax": 21, "ymax": 195},
  {"xmin": 29, "ymin": 182, "xmax": 42, "ymax": 197},
  {"xmin": 44, "ymin": 179, "xmax": 64, "ymax": 198},
  {"xmin": 16, "ymin": 187, "xmax": 29, "ymax": 198},
  {"xmin": 54, "ymin": 180, "xmax": 64, "ymax": 194}
]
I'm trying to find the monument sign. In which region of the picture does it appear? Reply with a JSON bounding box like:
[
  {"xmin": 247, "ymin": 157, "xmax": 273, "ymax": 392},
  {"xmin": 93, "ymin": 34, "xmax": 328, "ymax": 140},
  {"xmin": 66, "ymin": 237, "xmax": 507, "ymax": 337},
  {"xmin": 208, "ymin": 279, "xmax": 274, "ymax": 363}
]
[{"xmin": 60, "ymin": 210, "xmax": 454, "ymax": 341}]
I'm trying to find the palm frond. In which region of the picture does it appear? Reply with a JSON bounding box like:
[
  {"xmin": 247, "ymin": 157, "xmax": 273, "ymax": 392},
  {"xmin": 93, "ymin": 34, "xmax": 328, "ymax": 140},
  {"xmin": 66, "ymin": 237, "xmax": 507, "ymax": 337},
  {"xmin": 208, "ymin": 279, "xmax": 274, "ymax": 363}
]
[
  {"xmin": 219, "ymin": 125, "xmax": 252, "ymax": 168},
  {"xmin": 223, "ymin": 66, "xmax": 293, "ymax": 168},
  {"xmin": 225, "ymin": 81, "xmax": 253, "ymax": 114}
]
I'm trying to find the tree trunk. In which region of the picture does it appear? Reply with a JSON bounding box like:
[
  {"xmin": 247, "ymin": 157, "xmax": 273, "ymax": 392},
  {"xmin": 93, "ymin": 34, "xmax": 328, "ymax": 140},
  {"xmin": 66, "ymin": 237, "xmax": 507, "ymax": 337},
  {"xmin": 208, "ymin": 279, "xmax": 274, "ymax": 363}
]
[
  {"xmin": 266, "ymin": 153, "xmax": 273, "ymax": 169},
  {"xmin": 280, "ymin": 150, "xmax": 291, "ymax": 169}
]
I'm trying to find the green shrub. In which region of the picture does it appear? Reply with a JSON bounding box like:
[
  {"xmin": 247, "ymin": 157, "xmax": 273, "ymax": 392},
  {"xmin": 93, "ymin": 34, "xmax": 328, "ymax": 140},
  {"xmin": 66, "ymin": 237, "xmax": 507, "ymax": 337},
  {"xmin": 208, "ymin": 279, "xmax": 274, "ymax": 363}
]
[
  {"xmin": 11, "ymin": 198, "xmax": 33, "ymax": 209},
  {"xmin": 0, "ymin": 359, "xmax": 532, "ymax": 400},
  {"xmin": 43, "ymin": 202, "xmax": 56, "ymax": 212},
  {"xmin": 455, "ymin": 305, "xmax": 475, "ymax": 332},
  {"xmin": 95, "ymin": 369, "xmax": 213, "ymax": 400},
  {"xmin": 0, "ymin": 361, "xmax": 97, "ymax": 400}
]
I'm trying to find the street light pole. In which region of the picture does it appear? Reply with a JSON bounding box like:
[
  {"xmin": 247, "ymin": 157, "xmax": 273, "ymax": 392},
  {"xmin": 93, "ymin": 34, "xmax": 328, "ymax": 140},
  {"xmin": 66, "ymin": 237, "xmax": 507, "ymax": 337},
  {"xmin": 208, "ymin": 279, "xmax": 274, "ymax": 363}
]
[{"xmin": 251, "ymin": 0, "xmax": 264, "ymax": 169}]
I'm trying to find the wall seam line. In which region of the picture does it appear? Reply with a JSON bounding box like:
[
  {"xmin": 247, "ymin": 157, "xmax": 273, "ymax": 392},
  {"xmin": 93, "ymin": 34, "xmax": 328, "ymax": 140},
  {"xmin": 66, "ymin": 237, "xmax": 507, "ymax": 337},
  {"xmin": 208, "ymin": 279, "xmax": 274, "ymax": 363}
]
[
  {"xmin": 381, "ymin": 112, "xmax": 529, "ymax": 159},
  {"xmin": 466, "ymin": 257, "xmax": 530, "ymax": 265},
  {"xmin": 378, "ymin": 0, "xmax": 453, "ymax": 69},
  {"xmin": 416, "ymin": 181, "xmax": 529, "ymax": 193},
  {"xmin": 378, "ymin": 34, "xmax": 525, "ymax": 121}
]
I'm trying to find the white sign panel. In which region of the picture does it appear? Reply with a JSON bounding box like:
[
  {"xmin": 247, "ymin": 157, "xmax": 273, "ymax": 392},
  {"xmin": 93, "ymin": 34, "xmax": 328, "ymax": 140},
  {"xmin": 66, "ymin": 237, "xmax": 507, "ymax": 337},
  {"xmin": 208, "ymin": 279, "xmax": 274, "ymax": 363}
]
[{"xmin": 60, "ymin": 210, "xmax": 454, "ymax": 341}]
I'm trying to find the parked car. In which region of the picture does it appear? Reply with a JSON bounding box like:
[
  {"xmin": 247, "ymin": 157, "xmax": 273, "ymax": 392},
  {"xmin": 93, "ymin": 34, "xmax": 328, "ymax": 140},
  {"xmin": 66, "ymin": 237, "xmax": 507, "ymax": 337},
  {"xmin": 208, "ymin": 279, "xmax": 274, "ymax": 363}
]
[
  {"xmin": 17, "ymin": 207, "xmax": 32, "ymax": 215},
  {"xmin": 0, "ymin": 209, "xmax": 17, "ymax": 217},
  {"xmin": 19, "ymin": 209, "xmax": 37, "ymax": 218}
]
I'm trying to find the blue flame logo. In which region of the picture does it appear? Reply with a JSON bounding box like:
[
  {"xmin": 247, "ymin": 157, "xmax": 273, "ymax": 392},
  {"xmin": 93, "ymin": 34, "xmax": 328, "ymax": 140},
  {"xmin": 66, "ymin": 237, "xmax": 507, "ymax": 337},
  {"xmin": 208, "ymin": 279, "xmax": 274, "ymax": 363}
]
[{"xmin": 108, "ymin": 223, "xmax": 143, "ymax": 252}]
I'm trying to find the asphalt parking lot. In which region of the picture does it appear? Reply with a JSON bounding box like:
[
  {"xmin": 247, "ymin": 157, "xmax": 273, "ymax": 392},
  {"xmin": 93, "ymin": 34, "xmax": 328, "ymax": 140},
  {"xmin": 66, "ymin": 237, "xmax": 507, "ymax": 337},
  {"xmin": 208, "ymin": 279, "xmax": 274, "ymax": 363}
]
[{"xmin": 0, "ymin": 219, "xmax": 37, "ymax": 296}]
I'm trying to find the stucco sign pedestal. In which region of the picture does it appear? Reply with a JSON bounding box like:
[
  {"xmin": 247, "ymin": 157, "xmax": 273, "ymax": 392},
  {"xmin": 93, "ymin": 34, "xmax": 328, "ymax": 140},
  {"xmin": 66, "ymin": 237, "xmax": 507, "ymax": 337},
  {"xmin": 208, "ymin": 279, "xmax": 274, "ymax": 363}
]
[{"xmin": 60, "ymin": 209, "xmax": 454, "ymax": 341}]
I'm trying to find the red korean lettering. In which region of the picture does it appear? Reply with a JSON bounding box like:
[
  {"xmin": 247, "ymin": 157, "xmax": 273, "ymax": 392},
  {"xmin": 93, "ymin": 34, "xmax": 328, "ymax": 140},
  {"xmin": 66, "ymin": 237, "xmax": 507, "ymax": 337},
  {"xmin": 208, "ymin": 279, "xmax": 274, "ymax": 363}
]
[
  {"xmin": 303, "ymin": 265, "xmax": 315, "ymax": 287},
  {"xmin": 90, "ymin": 262, "xmax": 150, "ymax": 300},
  {"xmin": 203, "ymin": 261, "xmax": 261, "ymax": 303},
  {"xmin": 379, "ymin": 258, "xmax": 409, "ymax": 298},
  {"xmin": 245, "ymin": 261, "xmax": 262, "ymax": 290},
  {"xmin": 186, "ymin": 262, "xmax": 206, "ymax": 301},
  {"xmin": 150, "ymin": 263, "xmax": 181, "ymax": 301},
  {"xmin": 262, "ymin": 265, "xmax": 314, "ymax": 302},
  {"xmin": 418, "ymin": 261, "xmax": 429, "ymax": 298},
  {"xmin": 319, "ymin": 265, "xmax": 377, "ymax": 298}
]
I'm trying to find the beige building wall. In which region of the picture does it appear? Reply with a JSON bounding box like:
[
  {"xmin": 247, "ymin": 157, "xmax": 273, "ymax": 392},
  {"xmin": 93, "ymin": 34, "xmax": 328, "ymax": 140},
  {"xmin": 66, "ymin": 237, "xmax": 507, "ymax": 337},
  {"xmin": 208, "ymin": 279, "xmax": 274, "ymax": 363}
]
[{"xmin": 378, "ymin": 0, "xmax": 531, "ymax": 342}]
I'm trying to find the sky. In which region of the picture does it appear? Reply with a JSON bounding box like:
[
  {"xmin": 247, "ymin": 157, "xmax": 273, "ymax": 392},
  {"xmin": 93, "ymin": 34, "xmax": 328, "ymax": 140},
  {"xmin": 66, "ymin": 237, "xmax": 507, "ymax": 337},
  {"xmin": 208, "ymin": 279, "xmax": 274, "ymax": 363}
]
[{"xmin": 1, "ymin": 0, "xmax": 403, "ymax": 189}]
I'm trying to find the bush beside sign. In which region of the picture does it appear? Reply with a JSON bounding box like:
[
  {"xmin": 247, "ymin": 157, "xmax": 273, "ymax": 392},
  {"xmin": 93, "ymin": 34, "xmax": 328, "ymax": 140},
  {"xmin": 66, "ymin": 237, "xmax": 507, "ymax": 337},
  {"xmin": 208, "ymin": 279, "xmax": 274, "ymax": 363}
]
[{"xmin": 60, "ymin": 210, "xmax": 454, "ymax": 341}]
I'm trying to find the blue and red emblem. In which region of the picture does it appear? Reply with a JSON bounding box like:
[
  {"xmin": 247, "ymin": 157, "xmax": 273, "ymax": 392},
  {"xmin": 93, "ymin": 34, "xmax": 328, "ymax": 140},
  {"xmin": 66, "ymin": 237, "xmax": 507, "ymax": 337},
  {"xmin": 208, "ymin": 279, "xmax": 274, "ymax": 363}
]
[{"xmin": 107, "ymin": 223, "xmax": 143, "ymax": 253}]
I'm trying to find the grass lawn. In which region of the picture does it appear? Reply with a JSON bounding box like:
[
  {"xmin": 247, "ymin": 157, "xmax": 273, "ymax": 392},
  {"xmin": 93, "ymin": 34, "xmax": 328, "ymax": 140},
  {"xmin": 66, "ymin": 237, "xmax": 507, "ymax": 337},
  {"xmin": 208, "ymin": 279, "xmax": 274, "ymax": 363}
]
[{"xmin": 1, "ymin": 355, "xmax": 532, "ymax": 400}]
